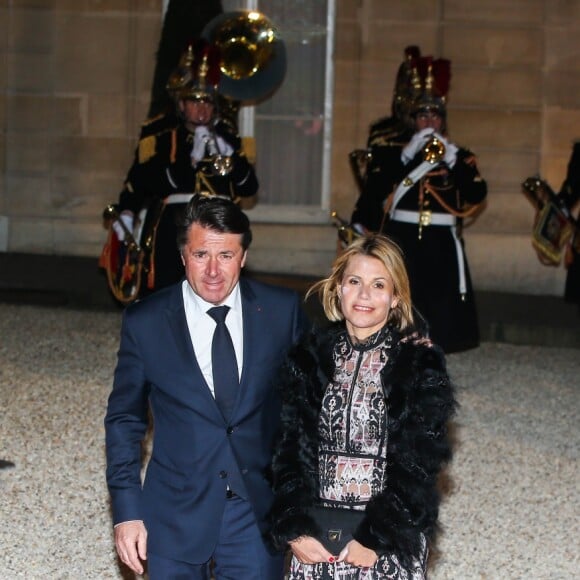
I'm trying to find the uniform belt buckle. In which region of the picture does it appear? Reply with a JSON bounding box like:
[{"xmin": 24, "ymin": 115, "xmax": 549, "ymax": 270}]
[{"xmin": 419, "ymin": 210, "xmax": 432, "ymax": 227}]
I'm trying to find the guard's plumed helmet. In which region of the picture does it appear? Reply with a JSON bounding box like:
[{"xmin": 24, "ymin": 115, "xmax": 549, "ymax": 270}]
[
  {"xmin": 410, "ymin": 56, "xmax": 451, "ymax": 118},
  {"xmin": 391, "ymin": 45, "xmax": 421, "ymax": 124},
  {"xmin": 166, "ymin": 39, "xmax": 222, "ymax": 103}
]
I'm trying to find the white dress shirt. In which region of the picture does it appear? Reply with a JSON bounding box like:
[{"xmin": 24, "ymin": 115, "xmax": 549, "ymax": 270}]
[{"xmin": 182, "ymin": 280, "xmax": 244, "ymax": 396}]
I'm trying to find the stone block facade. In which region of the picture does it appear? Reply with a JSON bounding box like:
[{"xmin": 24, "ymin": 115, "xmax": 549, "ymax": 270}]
[
  {"xmin": 332, "ymin": 0, "xmax": 577, "ymax": 295},
  {"xmin": 0, "ymin": 0, "xmax": 578, "ymax": 296}
]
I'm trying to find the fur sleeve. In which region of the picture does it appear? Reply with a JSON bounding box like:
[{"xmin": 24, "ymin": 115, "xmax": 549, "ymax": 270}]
[
  {"xmin": 269, "ymin": 333, "xmax": 328, "ymax": 550},
  {"xmin": 353, "ymin": 341, "xmax": 457, "ymax": 565}
]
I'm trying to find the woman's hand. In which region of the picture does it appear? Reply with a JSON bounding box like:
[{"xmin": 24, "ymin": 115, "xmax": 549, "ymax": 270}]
[
  {"xmin": 338, "ymin": 539, "xmax": 378, "ymax": 568},
  {"xmin": 289, "ymin": 536, "xmax": 336, "ymax": 564}
]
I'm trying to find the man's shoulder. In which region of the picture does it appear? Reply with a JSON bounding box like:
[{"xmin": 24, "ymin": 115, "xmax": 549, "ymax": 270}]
[
  {"xmin": 135, "ymin": 112, "xmax": 179, "ymax": 164},
  {"xmin": 139, "ymin": 111, "xmax": 179, "ymax": 138},
  {"xmin": 240, "ymin": 277, "xmax": 304, "ymax": 313},
  {"xmin": 214, "ymin": 116, "xmax": 239, "ymax": 134},
  {"xmin": 455, "ymin": 145, "xmax": 479, "ymax": 164},
  {"xmin": 125, "ymin": 283, "xmax": 182, "ymax": 319},
  {"xmin": 368, "ymin": 116, "xmax": 412, "ymax": 144}
]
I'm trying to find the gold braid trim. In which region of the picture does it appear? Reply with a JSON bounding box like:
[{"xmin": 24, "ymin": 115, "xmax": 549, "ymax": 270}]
[
  {"xmin": 423, "ymin": 181, "xmax": 482, "ymax": 218},
  {"xmin": 170, "ymin": 129, "xmax": 177, "ymax": 164},
  {"xmin": 195, "ymin": 171, "xmax": 221, "ymax": 197}
]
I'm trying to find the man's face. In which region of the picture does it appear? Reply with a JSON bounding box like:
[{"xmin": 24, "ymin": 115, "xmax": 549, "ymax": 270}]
[
  {"xmin": 181, "ymin": 223, "xmax": 247, "ymax": 305},
  {"xmin": 415, "ymin": 111, "xmax": 443, "ymax": 132},
  {"xmin": 180, "ymin": 99, "xmax": 215, "ymax": 127}
]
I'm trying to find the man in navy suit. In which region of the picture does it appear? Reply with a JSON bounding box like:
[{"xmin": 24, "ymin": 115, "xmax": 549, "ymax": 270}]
[{"xmin": 105, "ymin": 194, "xmax": 307, "ymax": 579}]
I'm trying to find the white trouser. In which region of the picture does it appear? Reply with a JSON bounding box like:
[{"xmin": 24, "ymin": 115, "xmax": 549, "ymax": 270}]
[{"xmin": 164, "ymin": 193, "xmax": 195, "ymax": 205}]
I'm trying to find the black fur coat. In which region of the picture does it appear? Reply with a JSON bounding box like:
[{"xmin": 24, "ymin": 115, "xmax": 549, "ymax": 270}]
[{"xmin": 269, "ymin": 322, "xmax": 457, "ymax": 566}]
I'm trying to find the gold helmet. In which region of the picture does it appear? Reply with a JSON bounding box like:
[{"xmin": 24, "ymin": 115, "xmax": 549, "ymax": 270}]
[
  {"xmin": 166, "ymin": 39, "xmax": 222, "ymax": 103},
  {"xmin": 392, "ymin": 45, "xmax": 421, "ymax": 126},
  {"xmin": 166, "ymin": 44, "xmax": 195, "ymax": 99},
  {"xmin": 411, "ymin": 56, "xmax": 451, "ymax": 118}
]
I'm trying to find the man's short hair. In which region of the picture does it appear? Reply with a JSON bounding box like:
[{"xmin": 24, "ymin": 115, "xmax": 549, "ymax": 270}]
[{"xmin": 177, "ymin": 194, "xmax": 252, "ymax": 251}]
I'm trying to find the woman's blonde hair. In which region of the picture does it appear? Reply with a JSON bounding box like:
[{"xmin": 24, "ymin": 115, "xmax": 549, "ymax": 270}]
[{"xmin": 307, "ymin": 234, "xmax": 414, "ymax": 331}]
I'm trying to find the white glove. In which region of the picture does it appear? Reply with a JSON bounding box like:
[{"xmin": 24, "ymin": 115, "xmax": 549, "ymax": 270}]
[
  {"xmin": 401, "ymin": 127, "xmax": 434, "ymax": 164},
  {"xmin": 191, "ymin": 126, "xmax": 234, "ymax": 165},
  {"xmin": 191, "ymin": 125, "xmax": 212, "ymax": 165},
  {"xmin": 193, "ymin": 125, "xmax": 211, "ymax": 141},
  {"xmin": 112, "ymin": 211, "xmax": 134, "ymax": 242},
  {"xmin": 443, "ymin": 140, "xmax": 459, "ymax": 168},
  {"xmin": 402, "ymin": 129, "xmax": 459, "ymax": 168},
  {"xmin": 213, "ymin": 135, "xmax": 234, "ymax": 157}
]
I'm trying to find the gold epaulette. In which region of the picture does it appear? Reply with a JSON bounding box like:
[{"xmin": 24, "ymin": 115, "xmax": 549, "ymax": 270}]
[
  {"xmin": 242, "ymin": 136, "xmax": 256, "ymax": 164},
  {"xmin": 138, "ymin": 135, "xmax": 157, "ymax": 164},
  {"xmin": 136, "ymin": 113, "xmax": 175, "ymax": 164}
]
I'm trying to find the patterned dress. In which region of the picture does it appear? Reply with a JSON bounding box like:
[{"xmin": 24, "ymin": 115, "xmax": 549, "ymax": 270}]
[{"xmin": 288, "ymin": 327, "xmax": 427, "ymax": 580}]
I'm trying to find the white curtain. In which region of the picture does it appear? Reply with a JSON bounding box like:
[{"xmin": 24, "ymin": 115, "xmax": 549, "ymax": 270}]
[{"xmin": 223, "ymin": 0, "xmax": 330, "ymax": 209}]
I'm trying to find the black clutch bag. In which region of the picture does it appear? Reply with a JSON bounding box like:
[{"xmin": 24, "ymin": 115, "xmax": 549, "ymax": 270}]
[{"xmin": 310, "ymin": 506, "xmax": 365, "ymax": 555}]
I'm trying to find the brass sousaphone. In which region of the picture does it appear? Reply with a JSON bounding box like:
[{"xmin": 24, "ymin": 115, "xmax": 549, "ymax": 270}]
[
  {"xmin": 202, "ymin": 10, "xmax": 287, "ymax": 105},
  {"xmin": 201, "ymin": 10, "xmax": 286, "ymax": 176}
]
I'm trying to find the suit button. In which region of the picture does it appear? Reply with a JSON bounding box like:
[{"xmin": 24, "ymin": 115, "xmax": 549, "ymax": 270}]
[
  {"xmin": 219, "ymin": 470, "xmax": 227, "ymax": 479},
  {"xmin": 241, "ymin": 468, "xmax": 248, "ymax": 475},
  {"xmin": 226, "ymin": 426, "xmax": 234, "ymax": 435}
]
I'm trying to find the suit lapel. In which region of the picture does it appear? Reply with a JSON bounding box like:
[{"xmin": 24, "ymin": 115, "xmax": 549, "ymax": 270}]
[
  {"xmin": 164, "ymin": 284, "xmax": 223, "ymax": 417},
  {"xmin": 239, "ymin": 277, "xmax": 260, "ymax": 390},
  {"xmin": 165, "ymin": 286, "xmax": 195, "ymax": 364}
]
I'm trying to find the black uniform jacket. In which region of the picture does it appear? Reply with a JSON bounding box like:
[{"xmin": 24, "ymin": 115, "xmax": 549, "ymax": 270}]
[{"xmin": 118, "ymin": 114, "xmax": 258, "ymax": 214}]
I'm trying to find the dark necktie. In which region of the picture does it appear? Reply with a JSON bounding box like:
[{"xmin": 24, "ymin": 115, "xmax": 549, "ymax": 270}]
[{"xmin": 207, "ymin": 306, "xmax": 238, "ymax": 421}]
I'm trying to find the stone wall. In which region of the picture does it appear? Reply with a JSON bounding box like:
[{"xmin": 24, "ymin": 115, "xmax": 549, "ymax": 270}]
[
  {"xmin": 0, "ymin": 0, "xmax": 161, "ymax": 255},
  {"xmin": 331, "ymin": 0, "xmax": 580, "ymax": 295},
  {"xmin": 1, "ymin": 0, "xmax": 579, "ymax": 295}
]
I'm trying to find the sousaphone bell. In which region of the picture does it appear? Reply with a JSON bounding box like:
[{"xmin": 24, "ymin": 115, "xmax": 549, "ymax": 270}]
[{"xmin": 202, "ymin": 10, "xmax": 287, "ymax": 105}]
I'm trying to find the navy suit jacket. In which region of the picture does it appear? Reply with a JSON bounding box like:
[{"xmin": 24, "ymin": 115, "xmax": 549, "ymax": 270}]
[{"xmin": 105, "ymin": 276, "xmax": 306, "ymax": 564}]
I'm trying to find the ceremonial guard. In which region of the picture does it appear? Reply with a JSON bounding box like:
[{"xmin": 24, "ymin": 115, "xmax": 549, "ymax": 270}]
[
  {"xmin": 101, "ymin": 40, "xmax": 258, "ymax": 303},
  {"xmin": 522, "ymin": 142, "xmax": 580, "ymax": 307},
  {"xmin": 351, "ymin": 54, "xmax": 487, "ymax": 353},
  {"xmin": 350, "ymin": 46, "xmax": 421, "ymax": 232}
]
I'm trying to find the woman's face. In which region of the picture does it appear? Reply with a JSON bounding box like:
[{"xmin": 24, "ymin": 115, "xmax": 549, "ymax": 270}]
[{"xmin": 338, "ymin": 254, "xmax": 398, "ymax": 342}]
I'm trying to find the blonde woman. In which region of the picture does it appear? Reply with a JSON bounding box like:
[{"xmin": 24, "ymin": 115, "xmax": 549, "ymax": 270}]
[{"xmin": 270, "ymin": 234, "xmax": 457, "ymax": 579}]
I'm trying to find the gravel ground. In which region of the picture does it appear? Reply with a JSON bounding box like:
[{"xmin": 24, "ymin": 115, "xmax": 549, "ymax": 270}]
[{"xmin": 0, "ymin": 304, "xmax": 578, "ymax": 579}]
